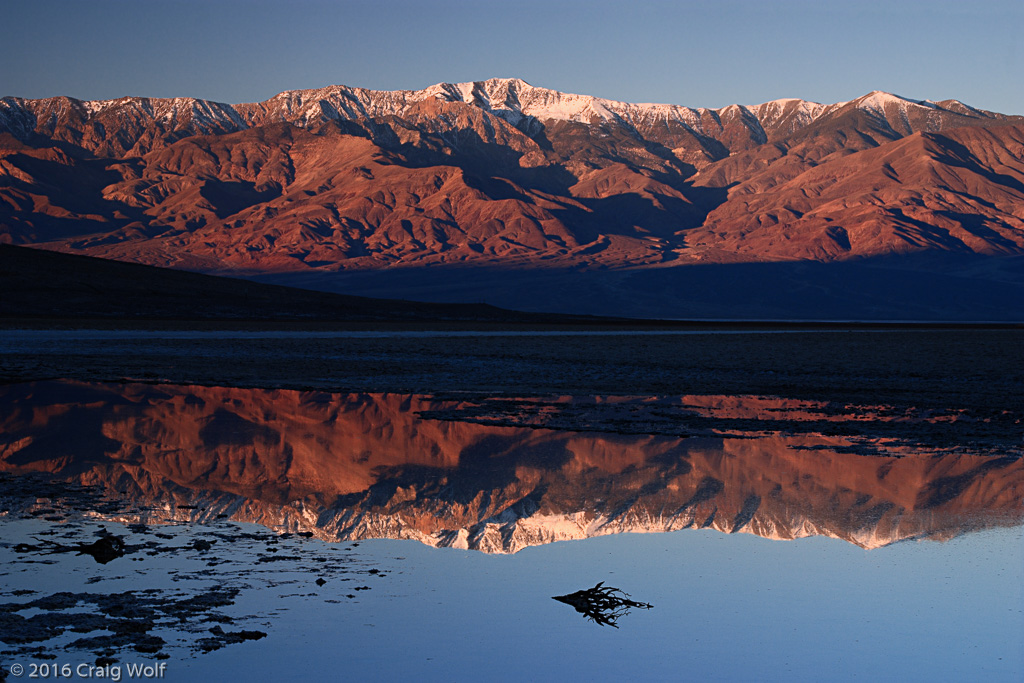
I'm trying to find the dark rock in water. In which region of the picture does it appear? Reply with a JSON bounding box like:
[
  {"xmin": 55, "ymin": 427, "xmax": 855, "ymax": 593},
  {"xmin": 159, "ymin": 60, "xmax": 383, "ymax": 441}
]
[
  {"xmin": 77, "ymin": 536, "xmax": 125, "ymax": 564},
  {"xmin": 0, "ymin": 585, "xmax": 249, "ymax": 661},
  {"xmin": 198, "ymin": 626, "xmax": 267, "ymax": 652},
  {"xmin": 553, "ymin": 582, "xmax": 652, "ymax": 628},
  {"xmin": 192, "ymin": 539, "xmax": 213, "ymax": 552},
  {"xmin": 315, "ymin": 578, "xmax": 326, "ymax": 587}
]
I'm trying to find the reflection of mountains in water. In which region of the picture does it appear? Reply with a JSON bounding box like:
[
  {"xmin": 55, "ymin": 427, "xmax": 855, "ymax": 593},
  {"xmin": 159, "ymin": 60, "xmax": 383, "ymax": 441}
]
[{"xmin": 1, "ymin": 381, "xmax": 1021, "ymax": 553}]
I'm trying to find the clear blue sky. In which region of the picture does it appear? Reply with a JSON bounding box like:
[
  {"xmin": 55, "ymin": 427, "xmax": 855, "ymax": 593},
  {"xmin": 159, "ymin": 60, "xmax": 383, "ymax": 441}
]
[{"xmin": 4, "ymin": 0, "xmax": 1022, "ymax": 113}]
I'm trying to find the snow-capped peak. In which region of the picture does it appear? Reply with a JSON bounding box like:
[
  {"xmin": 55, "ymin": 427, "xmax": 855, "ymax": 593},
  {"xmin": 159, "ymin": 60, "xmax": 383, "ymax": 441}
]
[
  {"xmin": 853, "ymin": 90, "xmax": 937, "ymax": 114},
  {"xmin": 413, "ymin": 77, "xmax": 721, "ymax": 130},
  {"xmin": 420, "ymin": 77, "xmax": 627, "ymax": 124},
  {"xmin": 1, "ymin": 80, "xmax": 1008, "ymax": 160},
  {"xmin": 750, "ymin": 97, "xmax": 833, "ymax": 132}
]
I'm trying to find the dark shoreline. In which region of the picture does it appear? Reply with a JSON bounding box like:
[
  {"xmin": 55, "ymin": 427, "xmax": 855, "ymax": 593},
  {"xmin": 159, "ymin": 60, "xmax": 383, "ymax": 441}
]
[
  {"xmin": 2, "ymin": 316, "xmax": 1022, "ymax": 331},
  {"xmin": 2, "ymin": 327, "xmax": 1022, "ymax": 420},
  {"xmin": 5, "ymin": 244, "xmax": 1023, "ymax": 329}
]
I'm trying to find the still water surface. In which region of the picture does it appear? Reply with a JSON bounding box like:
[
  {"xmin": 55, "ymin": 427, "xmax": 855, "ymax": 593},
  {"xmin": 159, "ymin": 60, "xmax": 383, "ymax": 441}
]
[{"xmin": 0, "ymin": 380, "xmax": 1021, "ymax": 681}]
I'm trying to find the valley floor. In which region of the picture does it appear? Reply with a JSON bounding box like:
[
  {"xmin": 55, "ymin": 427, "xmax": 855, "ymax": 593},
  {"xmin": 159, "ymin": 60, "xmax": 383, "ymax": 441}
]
[{"xmin": 1, "ymin": 324, "xmax": 1020, "ymax": 411}]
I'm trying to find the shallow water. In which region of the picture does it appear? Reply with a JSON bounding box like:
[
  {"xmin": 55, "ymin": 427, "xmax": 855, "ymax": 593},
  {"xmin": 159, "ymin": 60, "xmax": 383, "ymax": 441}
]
[
  {"xmin": 1, "ymin": 378, "xmax": 1022, "ymax": 680},
  {"xmin": 2, "ymin": 517, "xmax": 1020, "ymax": 682},
  {"xmin": 198, "ymin": 528, "xmax": 1023, "ymax": 682}
]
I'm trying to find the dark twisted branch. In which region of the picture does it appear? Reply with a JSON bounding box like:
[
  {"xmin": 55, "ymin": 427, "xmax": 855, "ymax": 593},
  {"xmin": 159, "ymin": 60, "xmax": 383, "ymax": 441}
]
[{"xmin": 552, "ymin": 582, "xmax": 653, "ymax": 628}]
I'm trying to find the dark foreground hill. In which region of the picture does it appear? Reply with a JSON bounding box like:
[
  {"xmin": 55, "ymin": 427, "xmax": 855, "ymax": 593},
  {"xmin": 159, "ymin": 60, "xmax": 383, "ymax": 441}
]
[{"xmin": 0, "ymin": 244, "xmax": 567, "ymax": 323}]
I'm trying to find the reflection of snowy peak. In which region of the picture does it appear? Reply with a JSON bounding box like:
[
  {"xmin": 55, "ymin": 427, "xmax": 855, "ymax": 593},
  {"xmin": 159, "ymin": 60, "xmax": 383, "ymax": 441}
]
[
  {"xmin": 312, "ymin": 495, "xmax": 992, "ymax": 553},
  {"xmin": 52, "ymin": 483, "xmax": 1014, "ymax": 554},
  {"xmin": 2, "ymin": 382, "xmax": 1021, "ymax": 554}
]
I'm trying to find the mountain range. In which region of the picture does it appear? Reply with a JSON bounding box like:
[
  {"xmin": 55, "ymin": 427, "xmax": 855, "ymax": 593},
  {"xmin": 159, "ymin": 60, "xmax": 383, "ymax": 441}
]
[{"xmin": 3, "ymin": 78, "xmax": 1024, "ymax": 319}]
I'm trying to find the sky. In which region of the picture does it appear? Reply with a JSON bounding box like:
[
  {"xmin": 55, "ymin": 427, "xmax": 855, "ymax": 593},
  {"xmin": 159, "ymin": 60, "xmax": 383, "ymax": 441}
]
[{"xmin": 3, "ymin": 0, "xmax": 1023, "ymax": 113}]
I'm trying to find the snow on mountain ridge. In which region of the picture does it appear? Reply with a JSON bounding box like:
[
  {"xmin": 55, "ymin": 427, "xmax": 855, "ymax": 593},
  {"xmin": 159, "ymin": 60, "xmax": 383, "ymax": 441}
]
[
  {"xmin": 854, "ymin": 90, "xmax": 937, "ymax": 114},
  {"xmin": 0, "ymin": 80, "xmax": 1007, "ymax": 154},
  {"xmin": 0, "ymin": 97, "xmax": 37, "ymax": 139},
  {"xmin": 752, "ymin": 97, "xmax": 833, "ymax": 130},
  {"xmin": 243, "ymin": 79, "xmax": 996, "ymax": 143},
  {"xmin": 2, "ymin": 81, "xmax": 996, "ymax": 125},
  {"xmin": 84, "ymin": 78, "xmax": 823, "ymax": 136}
]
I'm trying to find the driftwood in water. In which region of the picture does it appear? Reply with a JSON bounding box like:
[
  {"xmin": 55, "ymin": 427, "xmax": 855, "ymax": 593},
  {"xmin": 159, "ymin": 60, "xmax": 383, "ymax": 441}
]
[{"xmin": 552, "ymin": 582, "xmax": 652, "ymax": 628}]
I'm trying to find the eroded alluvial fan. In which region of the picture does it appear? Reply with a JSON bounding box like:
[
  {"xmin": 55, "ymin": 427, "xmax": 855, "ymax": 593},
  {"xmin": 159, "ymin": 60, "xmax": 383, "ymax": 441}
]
[
  {"xmin": 1, "ymin": 381, "xmax": 1021, "ymax": 554},
  {"xmin": 2, "ymin": 78, "xmax": 1024, "ymax": 276}
]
